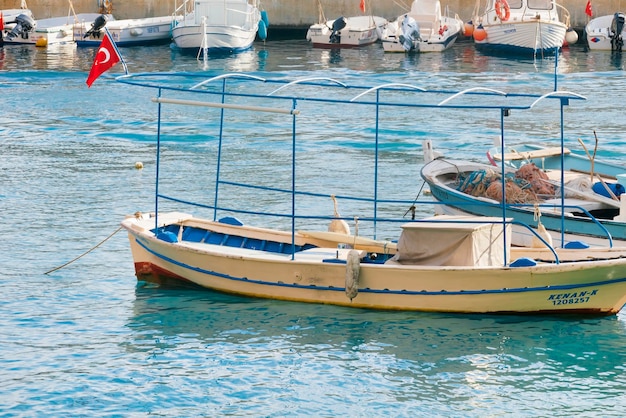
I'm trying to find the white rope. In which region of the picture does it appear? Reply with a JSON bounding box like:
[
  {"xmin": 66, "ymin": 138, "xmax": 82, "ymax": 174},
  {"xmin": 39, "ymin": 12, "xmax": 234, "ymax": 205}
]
[{"xmin": 44, "ymin": 226, "xmax": 123, "ymax": 275}]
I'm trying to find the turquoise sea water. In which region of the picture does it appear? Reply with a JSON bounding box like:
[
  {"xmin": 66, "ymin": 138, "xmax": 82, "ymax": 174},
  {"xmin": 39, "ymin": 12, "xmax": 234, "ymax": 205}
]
[{"xmin": 2, "ymin": 39, "xmax": 626, "ymax": 416}]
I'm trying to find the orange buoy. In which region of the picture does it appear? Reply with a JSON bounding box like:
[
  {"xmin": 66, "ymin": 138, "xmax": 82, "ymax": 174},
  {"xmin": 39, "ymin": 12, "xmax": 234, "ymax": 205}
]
[
  {"xmin": 473, "ymin": 24, "xmax": 487, "ymax": 42},
  {"xmin": 463, "ymin": 21, "xmax": 474, "ymax": 37}
]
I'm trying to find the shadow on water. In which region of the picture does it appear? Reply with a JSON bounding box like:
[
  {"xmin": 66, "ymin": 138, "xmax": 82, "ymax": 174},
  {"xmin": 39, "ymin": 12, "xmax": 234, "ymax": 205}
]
[
  {"xmin": 128, "ymin": 284, "xmax": 626, "ymax": 364},
  {"xmin": 123, "ymin": 284, "xmax": 626, "ymax": 416}
]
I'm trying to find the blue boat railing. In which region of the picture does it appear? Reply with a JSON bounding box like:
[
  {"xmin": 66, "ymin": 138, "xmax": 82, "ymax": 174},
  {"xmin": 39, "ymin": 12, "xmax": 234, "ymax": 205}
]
[
  {"xmin": 116, "ymin": 72, "xmax": 587, "ymax": 265},
  {"xmin": 431, "ymin": 198, "xmax": 616, "ymax": 248},
  {"xmin": 513, "ymin": 203, "xmax": 614, "ymax": 247}
]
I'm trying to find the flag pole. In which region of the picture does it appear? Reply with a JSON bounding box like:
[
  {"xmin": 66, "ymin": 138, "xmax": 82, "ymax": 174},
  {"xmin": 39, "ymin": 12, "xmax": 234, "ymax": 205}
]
[{"xmin": 104, "ymin": 26, "xmax": 128, "ymax": 75}]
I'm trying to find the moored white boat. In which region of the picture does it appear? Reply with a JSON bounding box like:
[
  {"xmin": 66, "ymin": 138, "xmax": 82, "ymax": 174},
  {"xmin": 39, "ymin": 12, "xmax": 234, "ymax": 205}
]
[
  {"xmin": 306, "ymin": 1, "xmax": 386, "ymax": 48},
  {"xmin": 74, "ymin": 14, "xmax": 178, "ymax": 47},
  {"xmin": 469, "ymin": 0, "xmax": 577, "ymax": 56},
  {"xmin": 115, "ymin": 72, "xmax": 626, "ymax": 315},
  {"xmin": 585, "ymin": 13, "xmax": 626, "ymax": 51},
  {"xmin": 2, "ymin": 12, "xmax": 103, "ymax": 47},
  {"xmin": 307, "ymin": 15, "xmax": 387, "ymax": 47},
  {"xmin": 381, "ymin": 0, "xmax": 464, "ymax": 53},
  {"xmin": 171, "ymin": 0, "xmax": 266, "ymax": 56}
]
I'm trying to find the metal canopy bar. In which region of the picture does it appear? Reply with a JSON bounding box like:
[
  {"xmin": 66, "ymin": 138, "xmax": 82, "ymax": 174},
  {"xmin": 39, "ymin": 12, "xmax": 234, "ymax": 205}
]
[{"xmin": 151, "ymin": 97, "xmax": 300, "ymax": 115}]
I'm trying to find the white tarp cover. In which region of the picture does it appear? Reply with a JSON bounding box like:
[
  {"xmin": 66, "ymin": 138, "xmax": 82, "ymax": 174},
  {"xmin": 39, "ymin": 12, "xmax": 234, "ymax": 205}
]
[{"xmin": 389, "ymin": 216, "xmax": 511, "ymax": 266}]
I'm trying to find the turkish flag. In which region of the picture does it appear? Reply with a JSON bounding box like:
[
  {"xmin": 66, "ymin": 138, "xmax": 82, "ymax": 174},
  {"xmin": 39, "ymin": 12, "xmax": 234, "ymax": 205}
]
[
  {"xmin": 360, "ymin": 0, "xmax": 365, "ymax": 13},
  {"xmin": 0, "ymin": 12, "xmax": 4, "ymax": 31},
  {"xmin": 86, "ymin": 32, "xmax": 121, "ymax": 87},
  {"xmin": 585, "ymin": 0, "xmax": 592, "ymax": 17}
]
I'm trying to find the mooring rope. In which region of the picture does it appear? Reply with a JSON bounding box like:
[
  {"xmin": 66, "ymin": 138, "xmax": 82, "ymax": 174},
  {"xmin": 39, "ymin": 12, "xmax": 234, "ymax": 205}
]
[{"xmin": 44, "ymin": 226, "xmax": 123, "ymax": 275}]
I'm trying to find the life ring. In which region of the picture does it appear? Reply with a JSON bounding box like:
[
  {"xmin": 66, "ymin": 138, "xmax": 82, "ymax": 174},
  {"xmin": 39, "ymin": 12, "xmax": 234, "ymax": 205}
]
[{"xmin": 495, "ymin": 0, "xmax": 510, "ymax": 21}]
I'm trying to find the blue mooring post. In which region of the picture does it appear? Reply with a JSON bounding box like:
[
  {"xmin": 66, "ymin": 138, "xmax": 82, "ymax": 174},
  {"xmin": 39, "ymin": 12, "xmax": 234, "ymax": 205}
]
[
  {"xmin": 559, "ymin": 95, "xmax": 566, "ymax": 247},
  {"xmin": 291, "ymin": 98, "xmax": 298, "ymax": 260},
  {"xmin": 554, "ymin": 47, "xmax": 559, "ymax": 91},
  {"xmin": 373, "ymin": 89, "xmax": 380, "ymax": 239},
  {"xmin": 155, "ymin": 88, "xmax": 163, "ymax": 232},
  {"xmin": 499, "ymin": 107, "xmax": 508, "ymax": 266},
  {"xmin": 213, "ymin": 78, "xmax": 228, "ymax": 222}
]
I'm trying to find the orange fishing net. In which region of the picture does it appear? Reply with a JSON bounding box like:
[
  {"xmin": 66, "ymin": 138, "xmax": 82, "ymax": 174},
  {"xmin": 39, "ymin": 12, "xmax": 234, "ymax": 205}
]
[
  {"xmin": 458, "ymin": 163, "xmax": 555, "ymax": 204},
  {"xmin": 515, "ymin": 163, "xmax": 555, "ymax": 196},
  {"xmin": 458, "ymin": 169, "xmax": 500, "ymax": 197},
  {"xmin": 484, "ymin": 180, "xmax": 537, "ymax": 203}
]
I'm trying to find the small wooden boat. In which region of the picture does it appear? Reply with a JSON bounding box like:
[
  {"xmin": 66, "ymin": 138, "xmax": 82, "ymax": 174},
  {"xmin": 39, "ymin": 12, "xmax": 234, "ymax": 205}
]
[
  {"xmin": 381, "ymin": 0, "xmax": 464, "ymax": 53},
  {"xmin": 469, "ymin": 0, "xmax": 577, "ymax": 56},
  {"xmin": 116, "ymin": 72, "xmax": 626, "ymax": 315},
  {"xmin": 422, "ymin": 155, "xmax": 626, "ymax": 248},
  {"xmin": 585, "ymin": 13, "xmax": 626, "ymax": 52}
]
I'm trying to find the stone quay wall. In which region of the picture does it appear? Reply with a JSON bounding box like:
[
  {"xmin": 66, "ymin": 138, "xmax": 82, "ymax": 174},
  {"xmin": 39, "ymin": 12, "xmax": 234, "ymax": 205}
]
[{"xmin": 1, "ymin": 0, "xmax": 616, "ymax": 33}]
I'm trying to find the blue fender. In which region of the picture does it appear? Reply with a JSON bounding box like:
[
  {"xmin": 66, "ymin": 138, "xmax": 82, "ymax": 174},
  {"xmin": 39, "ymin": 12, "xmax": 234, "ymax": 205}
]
[
  {"xmin": 258, "ymin": 18, "xmax": 268, "ymax": 40},
  {"xmin": 261, "ymin": 10, "xmax": 269, "ymax": 27}
]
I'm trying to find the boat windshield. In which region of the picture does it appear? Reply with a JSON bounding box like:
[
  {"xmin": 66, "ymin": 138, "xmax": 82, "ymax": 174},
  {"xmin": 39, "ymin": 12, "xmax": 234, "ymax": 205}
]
[{"xmin": 527, "ymin": 0, "xmax": 553, "ymax": 10}]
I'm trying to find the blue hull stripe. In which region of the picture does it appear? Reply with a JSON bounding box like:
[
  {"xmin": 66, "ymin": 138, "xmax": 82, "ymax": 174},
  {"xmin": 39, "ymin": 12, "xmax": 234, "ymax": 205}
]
[{"xmin": 135, "ymin": 237, "xmax": 626, "ymax": 296}]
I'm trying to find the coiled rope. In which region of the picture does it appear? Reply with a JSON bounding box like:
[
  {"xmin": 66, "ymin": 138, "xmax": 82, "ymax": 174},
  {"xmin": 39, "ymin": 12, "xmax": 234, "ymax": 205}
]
[{"xmin": 44, "ymin": 226, "xmax": 123, "ymax": 275}]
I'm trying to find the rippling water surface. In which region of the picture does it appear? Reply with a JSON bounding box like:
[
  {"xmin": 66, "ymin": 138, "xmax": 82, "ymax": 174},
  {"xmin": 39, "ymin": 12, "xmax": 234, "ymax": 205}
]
[{"xmin": 1, "ymin": 39, "xmax": 626, "ymax": 416}]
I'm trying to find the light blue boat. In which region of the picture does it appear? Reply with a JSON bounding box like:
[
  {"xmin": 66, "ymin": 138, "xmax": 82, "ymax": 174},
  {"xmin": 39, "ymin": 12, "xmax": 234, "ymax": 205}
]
[
  {"xmin": 422, "ymin": 150, "xmax": 626, "ymax": 248},
  {"xmin": 486, "ymin": 143, "xmax": 626, "ymax": 180}
]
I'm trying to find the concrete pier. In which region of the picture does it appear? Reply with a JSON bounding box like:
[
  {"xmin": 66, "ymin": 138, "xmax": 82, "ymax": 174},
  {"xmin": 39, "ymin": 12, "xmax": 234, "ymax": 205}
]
[{"xmin": 2, "ymin": 0, "xmax": 615, "ymax": 35}]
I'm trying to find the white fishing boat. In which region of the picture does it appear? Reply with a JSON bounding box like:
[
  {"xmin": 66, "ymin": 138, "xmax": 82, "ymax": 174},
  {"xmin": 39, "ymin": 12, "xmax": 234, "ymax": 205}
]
[
  {"xmin": 74, "ymin": 14, "xmax": 178, "ymax": 47},
  {"xmin": 585, "ymin": 13, "xmax": 626, "ymax": 52},
  {"xmin": 306, "ymin": 0, "xmax": 387, "ymax": 47},
  {"xmin": 381, "ymin": 0, "xmax": 464, "ymax": 53},
  {"xmin": 114, "ymin": 72, "xmax": 626, "ymax": 315},
  {"xmin": 307, "ymin": 16, "xmax": 387, "ymax": 47},
  {"xmin": 171, "ymin": 0, "xmax": 266, "ymax": 56},
  {"xmin": 469, "ymin": 0, "xmax": 577, "ymax": 56}
]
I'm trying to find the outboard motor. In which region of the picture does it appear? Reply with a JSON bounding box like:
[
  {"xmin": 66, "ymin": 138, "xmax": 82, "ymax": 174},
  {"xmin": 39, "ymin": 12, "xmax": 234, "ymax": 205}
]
[
  {"xmin": 329, "ymin": 16, "xmax": 347, "ymax": 44},
  {"xmin": 610, "ymin": 12, "xmax": 625, "ymax": 52},
  {"xmin": 6, "ymin": 13, "xmax": 36, "ymax": 40},
  {"xmin": 398, "ymin": 15, "xmax": 420, "ymax": 51},
  {"xmin": 84, "ymin": 14, "xmax": 108, "ymax": 39}
]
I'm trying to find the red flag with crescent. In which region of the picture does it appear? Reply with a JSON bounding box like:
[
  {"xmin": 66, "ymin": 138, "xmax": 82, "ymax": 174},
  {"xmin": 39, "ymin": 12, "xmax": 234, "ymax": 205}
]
[
  {"xmin": 585, "ymin": 0, "xmax": 592, "ymax": 17},
  {"xmin": 86, "ymin": 32, "xmax": 121, "ymax": 87},
  {"xmin": 360, "ymin": 0, "xmax": 365, "ymax": 13}
]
